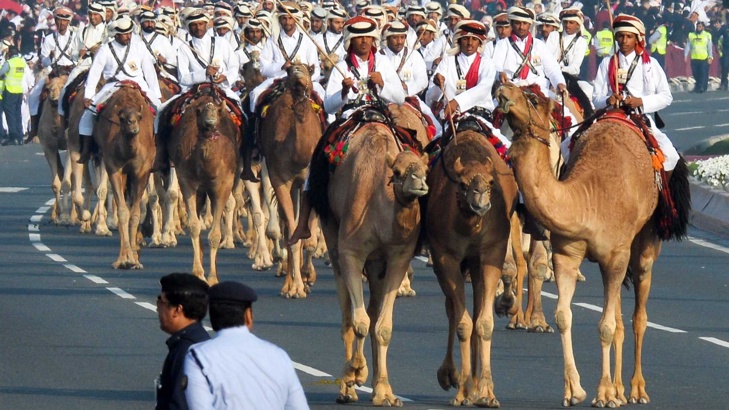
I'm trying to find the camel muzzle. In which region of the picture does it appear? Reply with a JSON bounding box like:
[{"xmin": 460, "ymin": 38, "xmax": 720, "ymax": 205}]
[{"xmin": 470, "ymin": 200, "xmax": 491, "ymax": 216}]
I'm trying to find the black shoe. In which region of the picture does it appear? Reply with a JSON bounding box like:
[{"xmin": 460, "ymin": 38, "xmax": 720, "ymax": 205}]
[{"xmin": 1, "ymin": 139, "xmax": 9, "ymax": 146}]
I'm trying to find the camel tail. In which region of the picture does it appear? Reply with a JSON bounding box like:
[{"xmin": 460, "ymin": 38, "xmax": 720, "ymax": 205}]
[
  {"xmin": 656, "ymin": 156, "xmax": 691, "ymax": 241},
  {"xmin": 307, "ymin": 135, "xmax": 332, "ymax": 223}
]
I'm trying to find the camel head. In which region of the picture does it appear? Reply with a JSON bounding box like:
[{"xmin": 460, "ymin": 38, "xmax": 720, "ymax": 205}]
[
  {"xmin": 44, "ymin": 76, "xmax": 66, "ymax": 107},
  {"xmin": 453, "ymin": 156, "xmax": 495, "ymax": 217},
  {"xmin": 387, "ymin": 150, "xmax": 429, "ymax": 202},
  {"xmin": 195, "ymin": 99, "xmax": 223, "ymax": 131},
  {"xmin": 286, "ymin": 62, "xmax": 315, "ymax": 98},
  {"xmin": 495, "ymin": 83, "xmax": 553, "ymax": 134},
  {"xmin": 117, "ymin": 105, "xmax": 144, "ymax": 136}
]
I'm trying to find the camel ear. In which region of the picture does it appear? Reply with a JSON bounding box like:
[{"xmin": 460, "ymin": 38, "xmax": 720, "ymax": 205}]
[
  {"xmin": 308, "ymin": 64, "xmax": 315, "ymax": 75},
  {"xmin": 484, "ymin": 157, "xmax": 493, "ymax": 171},
  {"xmin": 453, "ymin": 157, "xmax": 464, "ymax": 175},
  {"xmin": 139, "ymin": 104, "xmax": 144, "ymax": 113},
  {"xmin": 420, "ymin": 153, "xmax": 430, "ymax": 166},
  {"xmin": 386, "ymin": 152, "xmax": 397, "ymax": 168}
]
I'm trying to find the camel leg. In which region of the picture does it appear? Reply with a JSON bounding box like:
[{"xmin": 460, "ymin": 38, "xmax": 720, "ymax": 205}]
[
  {"xmin": 338, "ymin": 245, "xmax": 371, "ymax": 396},
  {"xmin": 219, "ymin": 193, "xmax": 236, "ymax": 249},
  {"xmin": 313, "ymin": 222, "xmax": 328, "ymax": 258},
  {"xmin": 107, "ymin": 189, "xmax": 118, "ymax": 231},
  {"xmin": 244, "ymin": 179, "xmax": 274, "ymax": 270},
  {"xmin": 202, "ymin": 196, "xmax": 213, "ymax": 229},
  {"xmin": 470, "ymin": 255, "xmax": 504, "ymax": 408},
  {"xmin": 79, "ymin": 162, "xmax": 94, "ymax": 233},
  {"xmin": 397, "ymin": 264, "xmax": 416, "ymax": 297},
  {"xmin": 232, "ymin": 178, "xmax": 248, "ymax": 245},
  {"xmin": 628, "ymin": 229, "xmax": 660, "ymax": 405},
  {"xmin": 273, "ymin": 180, "xmax": 307, "ymax": 298},
  {"xmin": 127, "ymin": 172, "xmax": 149, "ymax": 268},
  {"xmin": 181, "ymin": 183, "xmax": 205, "ymax": 281},
  {"xmin": 432, "ymin": 250, "xmax": 471, "ymax": 405},
  {"xmin": 301, "ymin": 211, "xmax": 318, "ymax": 286},
  {"xmin": 109, "ymin": 172, "xmax": 136, "ymax": 269},
  {"xmin": 612, "ymin": 292, "xmax": 627, "ymax": 405},
  {"xmin": 366, "ymin": 254, "xmax": 409, "ymax": 407},
  {"xmin": 161, "ymin": 168, "xmax": 180, "ymax": 247},
  {"xmin": 507, "ymin": 214, "xmax": 528, "ymax": 329},
  {"xmin": 526, "ymin": 238, "xmax": 554, "ymax": 333},
  {"xmin": 94, "ymin": 163, "xmax": 112, "ymax": 236},
  {"xmin": 147, "ymin": 174, "xmax": 164, "ymax": 247},
  {"xmin": 591, "ymin": 250, "xmax": 630, "ymax": 408},
  {"xmin": 262, "ymin": 161, "xmax": 283, "ymax": 267},
  {"xmin": 59, "ymin": 150, "xmax": 74, "ymax": 225},
  {"xmin": 552, "ymin": 241, "xmax": 588, "ymax": 407},
  {"xmin": 43, "ymin": 145, "xmax": 64, "ymax": 225},
  {"xmin": 207, "ymin": 185, "xmax": 233, "ymax": 286}
]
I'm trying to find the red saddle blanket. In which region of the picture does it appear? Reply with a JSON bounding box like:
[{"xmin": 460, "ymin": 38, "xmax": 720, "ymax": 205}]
[
  {"xmin": 166, "ymin": 83, "xmax": 244, "ymax": 128},
  {"xmin": 96, "ymin": 80, "xmax": 157, "ymax": 116}
]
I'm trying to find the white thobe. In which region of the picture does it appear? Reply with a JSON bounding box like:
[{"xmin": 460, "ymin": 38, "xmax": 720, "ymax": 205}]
[
  {"xmin": 380, "ymin": 46, "xmax": 428, "ymax": 96},
  {"xmin": 177, "ymin": 34, "xmax": 240, "ymax": 100},
  {"xmin": 492, "ymin": 34, "xmax": 565, "ymax": 97},
  {"xmin": 545, "ymin": 31, "xmax": 587, "ymax": 77}
]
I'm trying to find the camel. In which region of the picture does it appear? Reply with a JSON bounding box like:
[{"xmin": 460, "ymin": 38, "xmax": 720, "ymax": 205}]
[
  {"xmin": 424, "ymin": 130, "xmax": 518, "ymax": 407},
  {"xmin": 94, "ymin": 83, "xmax": 157, "ymax": 269},
  {"xmin": 496, "ymin": 83, "xmax": 689, "ymax": 407},
  {"xmin": 165, "ymin": 86, "xmax": 240, "ymax": 285},
  {"xmin": 257, "ymin": 62, "xmax": 323, "ymax": 298},
  {"xmin": 38, "ymin": 74, "xmax": 68, "ymax": 224},
  {"xmin": 308, "ymin": 117, "xmax": 429, "ymax": 406},
  {"xmin": 61, "ymin": 72, "xmax": 105, "ymax": 233}
]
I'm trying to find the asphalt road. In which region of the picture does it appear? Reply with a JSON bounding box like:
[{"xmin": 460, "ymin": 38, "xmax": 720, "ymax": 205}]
[{"xmin": 0, "ymin": 90, "xmax": 728, "ymax": 409}]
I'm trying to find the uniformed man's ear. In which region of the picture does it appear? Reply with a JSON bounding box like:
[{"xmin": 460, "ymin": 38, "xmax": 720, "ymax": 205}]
[{"xmin": 244, "ymin": 307, "xmax": 254, "ymax": 330}]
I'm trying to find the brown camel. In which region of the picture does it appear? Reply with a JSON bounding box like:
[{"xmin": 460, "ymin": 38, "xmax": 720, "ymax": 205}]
[
  {"xmin": 166, "ymin": 86, "xmax": 240, "ymax": 285},
  {"xmin": 257, "ymin": 62, "xmax": 323, "ymax": 298},
  {"xmin": 308, "ymin": 118, "xmax": 429, "ymax": 406},
  {"xmin": 424, "ymin": 130, "xmax": 518, "ymax": 407},
  {"xmin": 38, "ymin": 74, "xmax": 68, "ymax": 224},
  {"xmin": 496, "ymin": 83, "xmax": 689, "ymax": 407},
  {"xmin": 94, "ymin": 84, "xmax": 156, "ymax": 269}
]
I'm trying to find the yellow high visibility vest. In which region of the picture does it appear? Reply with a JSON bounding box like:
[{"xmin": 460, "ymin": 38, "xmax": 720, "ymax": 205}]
[
  {"xmin": 582, "ymin": 30, "xmax": 592, "ymax": 56},
  {"xmin": 688, "ymin": 31, "xmax": 711, "ymax": 60},
  {"xmin": 0, "ymin": 79, "xmax": 4, "ymax": 100},
  {"xmin": 595, "ymin": 29, "xmax": 613, "ymax": 57},
  {"xmin": 4, "ymin": 56, "xmax": 26, "ymax": 94},
  {"xmin": 651, "ymin": 25, "xmax": 667, "ymax": 55}
]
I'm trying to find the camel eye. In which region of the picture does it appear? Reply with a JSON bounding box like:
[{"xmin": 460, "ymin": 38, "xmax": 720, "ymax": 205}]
[
  {"xmin": 393, "ymin": 169, "xmax": 401, "ymax": 178},
  {"xmin": 459, "ymin": 182, "xmax": 467, "ymax": 191}
]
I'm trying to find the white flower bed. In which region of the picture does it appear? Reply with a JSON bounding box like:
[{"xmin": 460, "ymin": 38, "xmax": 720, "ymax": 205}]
[{"xmin": 693, "ymin": 155, "xmax": 729, "ymax": 190}]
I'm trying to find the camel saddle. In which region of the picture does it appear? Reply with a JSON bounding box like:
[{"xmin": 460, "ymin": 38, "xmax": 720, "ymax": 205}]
[
  {"xmin": 163, "ymin": 83, "xmax": 244, "ymax": 130},
  {"xmin": 254, "ymin": 78, "xmax": 326, "ymax": 132},
  {"xmin": 159, "ymin": 77, "xmax": 182, "ymax": 96},
  {"xmin": 48, "ymin": 64, "xmax": 74, "ymax": 79},
  {"xmin": 403, "ymin": 96, "xmax": 437, "ymax": 140},
  {"xmin": 425, "ymin": 108, "xmax": 509, "ymax": 167},
  {"xmin": 322, "ymin": 102, "xmax": 421, "ymax": 167},
  {"xmin": 95, "ymin": 80, "xmax": 158, "ymax": 116}
]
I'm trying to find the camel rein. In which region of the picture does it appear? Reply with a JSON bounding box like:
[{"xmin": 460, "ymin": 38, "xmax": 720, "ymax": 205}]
[{"xmin": 85, "ymin": 105, "xmax": 120, "ymax": 126}]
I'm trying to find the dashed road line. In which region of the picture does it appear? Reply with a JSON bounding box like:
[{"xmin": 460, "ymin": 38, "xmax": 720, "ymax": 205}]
[
  {"xmin": 107, "ymin": 287, "xmax": 135, "ymax": 299},
  {"xmin": 699, "ymin": 337, "xmax": 729, "ymax": 349},
  {"xmin": 688, "ymin": 236, "xmax": 729, "ymax": 255},
  {"xmin": 46, "ymin": 253, "xmax": 67, "ymax": 262},
  {"xmin": 84, "ymin": 275, "xmax": 108, "ymax": 284},
  {"xmin": 0, "ymin": 187, "xmax": 29, "ymax": 193},
  {"xmin": 675, "ymin": 126, "xmax": 705, "ymax": 131}
]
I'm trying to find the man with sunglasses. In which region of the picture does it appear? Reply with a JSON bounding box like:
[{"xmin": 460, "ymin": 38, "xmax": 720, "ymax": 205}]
[{"xmin": 155, "ymin": 273, "xmax": 210, "ymax": 410}]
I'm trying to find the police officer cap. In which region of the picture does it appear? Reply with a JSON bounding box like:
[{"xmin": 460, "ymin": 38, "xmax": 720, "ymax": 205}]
[
  {"xmin": 209, "ymin": 281, "xmax": 258, "ymax": 304},
  {"xmin": 160, "ymin": 273, "xmax": 210, "ymax": 296}
]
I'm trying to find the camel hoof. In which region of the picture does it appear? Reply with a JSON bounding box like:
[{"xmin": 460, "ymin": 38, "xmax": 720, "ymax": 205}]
[
  {"xmin": 591, "ymin": 398, "xmax": 605, "ymax": 408},
  {"xmin": 577, "ymin": 273, "xmax": 586, "ymax": 282},
  {"xmin": 96, "ymin": 229, "xmax": 112, "ymax": 237},
  {"xmin": 336, "ymin": 394, "xmax": 357, "ymax": 404},
  {"xmin": 528, "ymin": 325, "xmax": 554, "ymax": 333},
  {"xmin": 506, "ymin": 323, "xmax": 516, "ymax": 330},
  {"xmin": 475, "ymin": 397, "xmax": 500, "ymax": 408}
]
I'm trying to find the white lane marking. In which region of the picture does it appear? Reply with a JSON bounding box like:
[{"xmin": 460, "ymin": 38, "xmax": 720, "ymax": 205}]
[
  {"xmin": 32, "ymin": 242, "xmax": 50, "ymax": 252},
  {"xmin": 64, "ymin": 264, "xmax": 86, "ymax": 273},
  {"xmin": 674, "ymin": 96, "xmax": 729, "ymax": 103},
  {"xmin": 699, "ymin": 337, "xmax": 729, "ymax": 349},
  {"xmin": 294, "ymin": 362, "xmax": 332, "ymax": 377},
  {"xmin": 714, "ymin": 123, "xmax": 729, "ymax": 127},
  {"xmin": 84, "ymin": 275, "xmax": 108, "ymax": 284},
  {"xmin": 414, "ymin": 255, "xmax": 428, "ymax": 263},
  {"xmin": 542, "ymin": 291, "xmax": 558, "ymax": 299},
  {"xmin": 46, "ymin": 253, "xmax": 67, "ymax": 262},
  {"xmin": 44, "ymin": 199, "xmax": 54, "ymax": 206},
  {"xmin": 689, "ymin": 236, "xmax": 729, "ymax": 255},
  {"xmin": 28, "ymin": 224, "xmax": 39, "ymax": 232},
  {"xmin": 136, "ymin": 302, "xmax": 157, "ymax": 312},
  {"xmin": 0, "ymin": 187, "xmax": 29, "ymax": 193},
  {"xmin": 107, "ymin": 287, "xmax": 135, "ymax": 299},
  {"xmin": 674, "ymin": 126, "xmax": 705, "ymax": 131},
  {"xmin": 30, "ymin": 214, "xmax": 42, "ymax": 222},
  {"xmin": 36, "ymin": 206, "xmax": 50, "ymax": 213},
  {"xmin": 647, "ymin": 322, "xmax": 686, "ymax": 333},
  {"xmin": 574, "ymin": 302, "xmax": 603, "ymax": 312},
  {"xmin": 29, "ymin": 233, "xmax": 41, "ymax": 242}
]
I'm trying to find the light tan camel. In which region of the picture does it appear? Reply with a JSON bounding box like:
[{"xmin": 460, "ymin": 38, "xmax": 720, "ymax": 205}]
[
  {"xmin": 424, "ymin": 130, "xmax": 518, "ymax": 407},
  {"xmin": 61, "ymin": 72, "xmax": 104, "ymax": 233},
  {"xmin": 166, "ymin": 87, "xmax": 240, "ymax": 285},
  {"xmin": 496, "ymin": 83, "xmax": 689, "ymax": 407},
  {"xmin": 38, "ymin": 74, "xmax": 68, "ymax": 224},
  {"xmin": 94, "ymin": 83, "xmax": 156, "ymax": 269},
  {"xmin": 257, "ymin": 63, "xmax": 323, "ymax": 298},
  {"xmin": 308, "ymin": 119, "xmax": 429, "ymax": 406}
]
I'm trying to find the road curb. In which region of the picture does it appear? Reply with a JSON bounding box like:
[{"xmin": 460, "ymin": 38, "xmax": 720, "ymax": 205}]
[{"xmin": 689, "ymin": 178, "xmax": 729, "ymax": 238}]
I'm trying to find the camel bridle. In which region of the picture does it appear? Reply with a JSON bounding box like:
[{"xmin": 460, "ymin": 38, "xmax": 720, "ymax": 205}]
[{"xmin": 389, "ymin": 161, "xmax": 423, "ymax": 207}]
